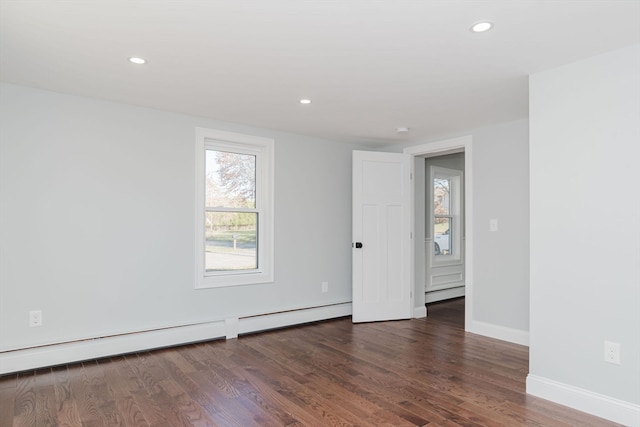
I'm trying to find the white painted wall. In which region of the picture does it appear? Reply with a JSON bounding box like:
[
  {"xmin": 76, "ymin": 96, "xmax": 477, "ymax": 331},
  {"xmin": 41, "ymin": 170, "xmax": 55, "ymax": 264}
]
[
  {"xmin": 528, "ymin": 43, "xmax": 640, "ymax": 420},
  {"xmin": 0, "ymin": 83, "xmax": 359, "ymax": 353},
  {"xmin": 387, "ymin": 119, "xmax": 530, "ymax": 340},
  {"xmin": 472, "ymin": 120, "xmax": 530, "ymax": 333}
]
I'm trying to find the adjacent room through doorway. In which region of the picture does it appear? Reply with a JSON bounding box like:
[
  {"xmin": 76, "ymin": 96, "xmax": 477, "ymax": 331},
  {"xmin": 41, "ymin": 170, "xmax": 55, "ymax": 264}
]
[{"xmin": 424, "ymin": 152, "xmax": 466, "ymax": 305}]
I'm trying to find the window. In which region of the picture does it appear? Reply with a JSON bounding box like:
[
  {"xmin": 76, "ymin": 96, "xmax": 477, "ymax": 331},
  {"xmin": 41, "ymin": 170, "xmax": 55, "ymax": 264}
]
[
  {"xmin": 430, "ymin": 166, "xmax": 462, "ymax": 261},
  {"xmin": 195, "ymin": 128, "xmax": 274, "ymax": 288},
  {"xmin": 433, "ymin": 177, "xmax": 453, "ymax": 255}
]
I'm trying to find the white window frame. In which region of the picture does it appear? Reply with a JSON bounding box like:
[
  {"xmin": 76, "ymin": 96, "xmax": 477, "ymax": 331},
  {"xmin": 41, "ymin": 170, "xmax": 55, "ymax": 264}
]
[{"xmin": 195, "ymin": 127, "xmax": 274, "ymax": 289}]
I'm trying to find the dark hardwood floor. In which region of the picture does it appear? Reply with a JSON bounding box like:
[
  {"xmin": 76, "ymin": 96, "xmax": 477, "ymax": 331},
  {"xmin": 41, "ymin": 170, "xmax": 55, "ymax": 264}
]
[
  {"xmin": 426, "ymin": 297, "xmax": 465, "ymax": 329},
  {"xmin": 1, "ymin": 299, "xmax": 621, "ymax": 426}
]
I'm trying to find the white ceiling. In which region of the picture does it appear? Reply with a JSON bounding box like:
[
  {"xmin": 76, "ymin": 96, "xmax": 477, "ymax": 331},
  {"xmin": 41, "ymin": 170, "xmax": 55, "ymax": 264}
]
[{"xmin": 1, "ymin": 1, "xmax": 639, "ymax": 147}]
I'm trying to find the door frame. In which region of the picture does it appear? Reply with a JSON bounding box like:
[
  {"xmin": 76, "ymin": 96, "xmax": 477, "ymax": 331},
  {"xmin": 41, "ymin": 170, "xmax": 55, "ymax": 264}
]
[{"xmin": 404, "ymin": 135, "xmax": 473, "ymax": 331}]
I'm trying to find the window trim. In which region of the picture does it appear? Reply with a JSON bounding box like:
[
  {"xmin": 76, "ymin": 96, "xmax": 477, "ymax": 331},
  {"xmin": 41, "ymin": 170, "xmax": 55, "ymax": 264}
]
[{"xmin": 195, "ymin": 127, "xmax": 274, "ymax": 289}]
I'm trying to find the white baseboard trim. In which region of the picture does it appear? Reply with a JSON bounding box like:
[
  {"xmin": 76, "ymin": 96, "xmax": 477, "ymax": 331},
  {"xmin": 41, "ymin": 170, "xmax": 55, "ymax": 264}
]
[
  {"xmin": 0, "ymin": 321, "xmax": 227, "ymax": 374},
  {"xmin": 425, "ymin": 286, "xmax": 465, "ymax": 303},
  {"xmin": 467, "ymin": 320, "xmax": 529, "ymax": 346},
  {"xmin": 526, "ymin": 374, "xmax": 640, "ymax": 426},
  {"xmin": 413, "ymin": 305, "xmax": 427, "ymax": 318},
  {"xmin": 0, "ymin": 302, "xmax": 353, "ymax": 374},
  {"xmin": 238, "ymin": 302, "xmax": 352, "ymax": 335}
]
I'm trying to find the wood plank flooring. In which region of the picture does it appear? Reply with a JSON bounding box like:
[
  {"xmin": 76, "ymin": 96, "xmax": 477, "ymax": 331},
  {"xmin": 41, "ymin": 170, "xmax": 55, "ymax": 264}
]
[
  {"xmin": 1, "ymin": 299, "xmax": 621, "ymax": 426},
  {"xmin": 425, "ymin": 297, "xmax": 465, "ymax": 329}
]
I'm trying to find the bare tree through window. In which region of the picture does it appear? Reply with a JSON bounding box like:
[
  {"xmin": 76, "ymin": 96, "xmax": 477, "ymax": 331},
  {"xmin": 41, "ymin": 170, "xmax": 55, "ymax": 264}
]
[{"xmin": 433, "ymin": 177, "xmax": 452, "ymax": 255}]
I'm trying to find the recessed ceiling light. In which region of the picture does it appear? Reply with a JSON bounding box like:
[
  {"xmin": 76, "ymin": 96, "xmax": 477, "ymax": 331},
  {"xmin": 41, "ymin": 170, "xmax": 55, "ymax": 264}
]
[
  {"xmin": 299, "ymin": 99, "xmax": 312, "ymax": 105},
  {"xmin": 397, "ymin": 127, "xmax": 410, "ymax": 134},
  {"xmin": 128, "ymin": 57, "xmax": 147, "ymax": 65},
  {"xmin": 471, "ymin": 21, "xmax": 493, "ymax": 33}
]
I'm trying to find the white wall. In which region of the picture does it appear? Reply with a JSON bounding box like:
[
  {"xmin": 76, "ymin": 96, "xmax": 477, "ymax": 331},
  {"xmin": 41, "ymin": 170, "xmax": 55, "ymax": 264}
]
[
  {"xmin": 528, "ymin": 44, "xmax": 640, "ymax": 424},
  {"xmin": 385, "ymin": 118, "xmax": 530, "ymax": 340},
  {"xmin": 472, "ymin": 120, "xmax": 530, "ymax": 333},
  {"xmin": 0, "ymin": 83, "xmax": 359, "ymax": 354}
]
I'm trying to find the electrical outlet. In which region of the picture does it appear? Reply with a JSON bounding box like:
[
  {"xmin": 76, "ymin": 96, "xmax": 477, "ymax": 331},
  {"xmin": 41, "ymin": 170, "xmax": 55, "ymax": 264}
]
[
  {"xmin": 321, "ymin": 281, "xmax": 328, "ymax": 293},
  {"xmin": 604, "ymin": 341, "xmax": 621, "ymax": 365},
  {"xmin": 29, "ymin": 310, "xmax": 42, "ymax": 327}
]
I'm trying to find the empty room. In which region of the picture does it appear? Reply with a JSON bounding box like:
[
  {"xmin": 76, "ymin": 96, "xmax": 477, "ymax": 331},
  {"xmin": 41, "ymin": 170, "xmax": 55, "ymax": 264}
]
[{"xmin": 1, "ymin": 1, "xmax": 639, "ymax": 426}]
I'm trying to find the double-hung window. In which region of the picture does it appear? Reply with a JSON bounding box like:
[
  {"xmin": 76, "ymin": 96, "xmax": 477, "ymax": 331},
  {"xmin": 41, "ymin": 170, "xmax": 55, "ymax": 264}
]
[
  {"xmin": 430, "ymin": 166, "xmax": 462, "ymax": 261},
  {"xmin": 195, "ymin": 128, "xmax": 274, "ymax": 288}
]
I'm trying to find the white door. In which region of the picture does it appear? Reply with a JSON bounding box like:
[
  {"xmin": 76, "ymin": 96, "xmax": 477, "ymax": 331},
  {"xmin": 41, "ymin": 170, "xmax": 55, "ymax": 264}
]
[{"xmin": 352, "ymin": 150, "xmax": 412, "ymax": 323}]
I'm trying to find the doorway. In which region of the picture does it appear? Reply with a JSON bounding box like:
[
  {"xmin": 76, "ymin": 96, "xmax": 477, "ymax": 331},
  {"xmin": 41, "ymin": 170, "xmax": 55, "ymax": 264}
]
[
  {"xmin": 404, "ymin": 135, "xmax": 473, "ymax": 330},
  {"xmin": 425, "ymin": 154, "xmax": 465, "ymax": 303}
]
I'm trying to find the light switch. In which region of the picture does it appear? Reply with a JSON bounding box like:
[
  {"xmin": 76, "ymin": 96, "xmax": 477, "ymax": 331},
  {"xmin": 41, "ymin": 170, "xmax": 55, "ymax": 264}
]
[{"xmin": 490, "ymin": 219, "xmax": 498, "ymax": 232}]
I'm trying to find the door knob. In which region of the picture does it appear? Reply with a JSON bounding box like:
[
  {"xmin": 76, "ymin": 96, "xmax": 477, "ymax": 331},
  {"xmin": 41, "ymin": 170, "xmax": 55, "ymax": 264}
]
[{"xmin": 354, "ymin": 242, "xmax": 363, "ymax": 248}]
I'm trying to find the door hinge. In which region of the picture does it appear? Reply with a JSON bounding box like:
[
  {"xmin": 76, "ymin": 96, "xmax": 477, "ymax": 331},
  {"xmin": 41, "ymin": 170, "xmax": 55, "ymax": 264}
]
[{"xmin": 410, "ymin": 172, "xmax": 413, "ymax": 180}]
